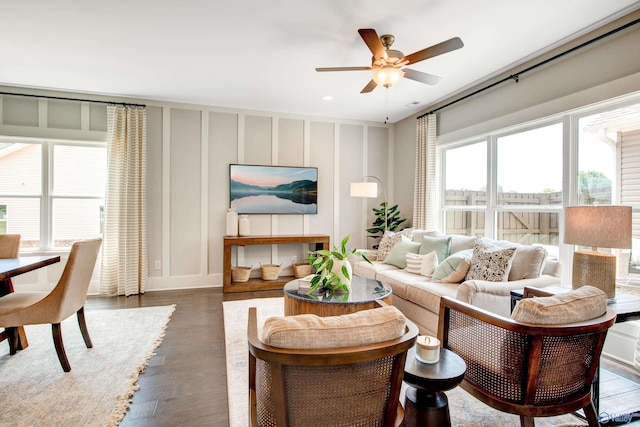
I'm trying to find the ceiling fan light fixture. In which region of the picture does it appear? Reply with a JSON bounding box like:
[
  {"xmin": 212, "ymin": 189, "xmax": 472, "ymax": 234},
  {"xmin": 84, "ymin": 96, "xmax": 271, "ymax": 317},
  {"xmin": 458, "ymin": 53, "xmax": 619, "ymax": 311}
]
[{"xmin": 372, "ymin": 66, "xmax": 404, "ymax": 87}]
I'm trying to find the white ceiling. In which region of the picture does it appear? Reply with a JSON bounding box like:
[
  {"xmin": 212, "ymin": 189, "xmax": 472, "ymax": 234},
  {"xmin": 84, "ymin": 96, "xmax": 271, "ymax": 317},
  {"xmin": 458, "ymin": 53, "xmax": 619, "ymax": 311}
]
[{"xmin": 1, "ymin": 0, "xmax": 639, "ymax": 123}]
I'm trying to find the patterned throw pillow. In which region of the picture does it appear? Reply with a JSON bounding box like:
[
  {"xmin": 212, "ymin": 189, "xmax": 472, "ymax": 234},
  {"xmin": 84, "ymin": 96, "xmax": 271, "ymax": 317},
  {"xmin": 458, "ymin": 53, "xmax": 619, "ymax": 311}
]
[
  {"xmin": 465, "ymin": 239, "xmax": 517, "ymax": 282},
  {"xmin": 377, "ymin": 229, "xmax": 413, "ymax": 262}
]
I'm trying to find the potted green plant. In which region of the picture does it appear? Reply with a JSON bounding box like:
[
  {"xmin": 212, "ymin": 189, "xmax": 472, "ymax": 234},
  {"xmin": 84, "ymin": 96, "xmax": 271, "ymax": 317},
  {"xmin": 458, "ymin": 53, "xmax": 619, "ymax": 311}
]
[
  {"xmin": 367, "ymin": 202, "xmax": 408, "ymax": 248},
  {"xmin": 305, "ymin": 235, "xmax": 371, "ymax": 293}
]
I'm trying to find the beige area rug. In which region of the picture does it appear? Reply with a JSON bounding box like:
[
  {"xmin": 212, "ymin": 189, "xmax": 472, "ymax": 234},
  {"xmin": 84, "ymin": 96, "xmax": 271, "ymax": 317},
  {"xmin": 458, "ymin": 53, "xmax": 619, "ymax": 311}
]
[
  {"xmin": 223, "ymin": 298, "xmax": 585, "ymax": 427},
  {"xmin": 0, "ymin": 305, "xmax": 175, "ymax": 427}
]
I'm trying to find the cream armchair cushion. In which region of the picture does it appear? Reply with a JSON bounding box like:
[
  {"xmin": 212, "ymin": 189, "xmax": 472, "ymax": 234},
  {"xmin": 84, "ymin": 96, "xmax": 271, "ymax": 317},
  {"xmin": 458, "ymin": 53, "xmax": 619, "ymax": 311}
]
[{"xmin": 261, "ymin": 305, "xmax": 406, "ymax": 349}]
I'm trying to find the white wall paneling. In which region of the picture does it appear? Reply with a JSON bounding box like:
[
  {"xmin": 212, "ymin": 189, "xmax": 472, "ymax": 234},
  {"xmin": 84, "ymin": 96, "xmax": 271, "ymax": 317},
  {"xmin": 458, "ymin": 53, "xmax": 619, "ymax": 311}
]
[{"xmin": 0, "ymin": 88, "xmax": 392, "ymax": 292}]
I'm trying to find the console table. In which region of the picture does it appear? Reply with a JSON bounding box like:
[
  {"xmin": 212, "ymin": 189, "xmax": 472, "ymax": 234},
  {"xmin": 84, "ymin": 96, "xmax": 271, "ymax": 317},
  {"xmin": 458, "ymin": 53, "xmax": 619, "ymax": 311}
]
[{"xmin": 223, "ymin": 234, "xmax": 329, "ymax": 293}]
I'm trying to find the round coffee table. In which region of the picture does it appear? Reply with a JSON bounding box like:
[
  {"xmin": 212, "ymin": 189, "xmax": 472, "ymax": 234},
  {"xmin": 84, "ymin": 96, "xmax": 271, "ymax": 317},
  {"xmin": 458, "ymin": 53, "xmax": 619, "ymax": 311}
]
[
  {"xmin": 403, "ymin": 346, "xmax": 467, "ymax": 427},
  {"xmin": 283, "ymin": 276, "xmax": 392, "ymax": 316}
]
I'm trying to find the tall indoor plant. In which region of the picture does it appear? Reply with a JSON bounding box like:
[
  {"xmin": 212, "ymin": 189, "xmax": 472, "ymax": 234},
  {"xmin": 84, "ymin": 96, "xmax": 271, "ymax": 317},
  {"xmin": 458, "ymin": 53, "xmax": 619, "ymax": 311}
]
[{"xmin": 367, "ymin": 202, "xmax": 407, "ymax": 248}]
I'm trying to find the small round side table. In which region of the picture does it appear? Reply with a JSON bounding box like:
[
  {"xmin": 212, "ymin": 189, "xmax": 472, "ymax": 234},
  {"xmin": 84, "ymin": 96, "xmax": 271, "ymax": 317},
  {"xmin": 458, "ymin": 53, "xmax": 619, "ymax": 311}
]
[{"xmin": 403, "ymin": 346, "xmax": 467, "ymax": 427}]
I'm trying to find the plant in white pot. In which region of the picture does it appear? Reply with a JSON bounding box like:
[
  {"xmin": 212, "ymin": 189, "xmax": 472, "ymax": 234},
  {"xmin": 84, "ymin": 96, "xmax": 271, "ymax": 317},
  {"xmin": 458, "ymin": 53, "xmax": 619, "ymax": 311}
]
[{"xmin": 305, "ymin": 235, "xmax": 371, "ymax": 293}]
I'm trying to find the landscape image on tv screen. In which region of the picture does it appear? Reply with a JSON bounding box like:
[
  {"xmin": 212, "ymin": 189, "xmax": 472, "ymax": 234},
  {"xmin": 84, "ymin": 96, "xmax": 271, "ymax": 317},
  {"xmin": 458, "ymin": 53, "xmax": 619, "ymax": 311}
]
[{"xmin": 229, "ymin": 164, "xmax": 318, "ymax": 214}]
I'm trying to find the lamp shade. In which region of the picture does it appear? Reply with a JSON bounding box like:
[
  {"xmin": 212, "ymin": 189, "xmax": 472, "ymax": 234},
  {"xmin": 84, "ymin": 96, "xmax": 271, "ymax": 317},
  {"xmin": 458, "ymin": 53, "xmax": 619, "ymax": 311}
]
[
  {"xmin": 350, "ymin": 182, "xmax": 378, "ymax": 198},
  {"xmin": 564, "ymin": 205, "xmax": 632, "ymax": 249}
]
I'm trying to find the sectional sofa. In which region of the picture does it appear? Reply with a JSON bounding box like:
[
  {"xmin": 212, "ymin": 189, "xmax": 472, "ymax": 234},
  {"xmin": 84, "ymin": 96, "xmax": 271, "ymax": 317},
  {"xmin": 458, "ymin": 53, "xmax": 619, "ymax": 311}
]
[{"xmin": 352, "ymin": 230, "xmax": 562, "ymax": 336}]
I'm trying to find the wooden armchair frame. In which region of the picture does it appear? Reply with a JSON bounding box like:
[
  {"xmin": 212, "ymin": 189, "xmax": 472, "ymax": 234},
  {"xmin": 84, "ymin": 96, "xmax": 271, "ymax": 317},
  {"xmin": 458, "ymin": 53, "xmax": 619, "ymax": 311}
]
[
  {"xmin": 437, "ymin": 288, "xmax": 616, "ymax": 427},
  {"xmin": 248, "ymin": 307, "xmax": 418, "ymax": 427}
]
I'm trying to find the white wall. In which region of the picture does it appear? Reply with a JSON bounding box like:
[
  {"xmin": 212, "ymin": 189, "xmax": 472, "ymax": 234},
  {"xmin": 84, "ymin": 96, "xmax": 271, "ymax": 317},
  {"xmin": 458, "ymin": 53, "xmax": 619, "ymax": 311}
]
[{"xmin": 0, "ymin": 91, "xmax": 392, "ymax": 293}]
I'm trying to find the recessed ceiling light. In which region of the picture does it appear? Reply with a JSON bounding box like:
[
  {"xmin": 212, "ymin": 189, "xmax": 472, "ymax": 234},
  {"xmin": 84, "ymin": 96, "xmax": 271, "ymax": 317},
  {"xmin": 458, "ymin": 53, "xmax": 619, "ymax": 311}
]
[
  {"xmin": 405, "ymin": 101, "xmax": 421, "ymax": 107},
  {"xmin": 322, "ymin": 95, "xmax": 334, "ymax": 101}
]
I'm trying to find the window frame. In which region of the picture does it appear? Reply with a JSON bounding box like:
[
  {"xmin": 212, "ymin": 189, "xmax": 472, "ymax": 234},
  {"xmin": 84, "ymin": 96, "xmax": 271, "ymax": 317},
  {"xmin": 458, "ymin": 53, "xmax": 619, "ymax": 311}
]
[
  {"xmin": 0, "ymin": 136, "xmax": 106, "ymax": 252},
  {"xmin": 437, "ymin": 93, "xmax": 640, "ymax": 282}
]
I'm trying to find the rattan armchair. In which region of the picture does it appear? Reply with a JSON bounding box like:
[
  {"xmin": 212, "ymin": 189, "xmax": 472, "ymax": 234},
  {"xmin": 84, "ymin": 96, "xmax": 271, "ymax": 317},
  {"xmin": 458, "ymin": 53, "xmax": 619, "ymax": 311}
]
[
  {"xmin": 248, "ymin": 307, "xmax": 418, "ymax": 427},
  {"xmin": 437, "ymin": 288, "xmax": 616, "ymax": 427}
]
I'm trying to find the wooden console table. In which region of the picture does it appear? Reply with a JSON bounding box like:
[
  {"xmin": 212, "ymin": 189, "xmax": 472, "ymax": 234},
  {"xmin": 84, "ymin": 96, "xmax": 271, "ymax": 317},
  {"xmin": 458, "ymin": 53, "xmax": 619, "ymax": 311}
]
[{"xmin": 223, "ymin": 234, "xmax": 329, "ymax": 293}]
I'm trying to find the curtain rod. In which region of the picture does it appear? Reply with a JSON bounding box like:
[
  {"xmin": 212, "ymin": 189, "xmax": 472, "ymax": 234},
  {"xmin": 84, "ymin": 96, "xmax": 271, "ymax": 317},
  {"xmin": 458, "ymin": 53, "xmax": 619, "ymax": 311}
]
[
  {"xmin": 417, "ymin": 16, "xmax": 640, "ymax": 119},
  {"xmin": 0, "ymin": 90, "xmax": 146, "ymax": 108}
]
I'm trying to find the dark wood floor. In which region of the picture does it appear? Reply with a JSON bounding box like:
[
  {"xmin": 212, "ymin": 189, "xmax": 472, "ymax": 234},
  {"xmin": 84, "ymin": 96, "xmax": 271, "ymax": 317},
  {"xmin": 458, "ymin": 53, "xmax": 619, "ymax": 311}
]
[
  {"xmin": 85, "ymin": 287, "xmax": 640, "ymax": 427},
  {"xmin": 85, "ymin": 287, "xmax": 281, "ymax": 427}
]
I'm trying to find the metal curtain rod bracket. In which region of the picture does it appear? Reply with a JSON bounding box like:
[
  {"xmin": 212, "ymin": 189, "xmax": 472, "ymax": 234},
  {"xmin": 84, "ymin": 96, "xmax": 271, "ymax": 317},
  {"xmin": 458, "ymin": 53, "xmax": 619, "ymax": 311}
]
[
  {"xmin": 417, "ymin": 16, "xmax": 640, "ymax": 120},
  {"xmin": 0, "ymin": 91, "xmax": 146, "ymax": 108}
]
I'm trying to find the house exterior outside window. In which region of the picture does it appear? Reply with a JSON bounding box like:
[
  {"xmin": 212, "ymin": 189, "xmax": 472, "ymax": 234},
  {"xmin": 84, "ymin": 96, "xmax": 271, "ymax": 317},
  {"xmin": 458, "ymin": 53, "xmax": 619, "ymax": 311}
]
[
  {"xmin": 438, "ymin": 97, "xmax": 640, "ymax": 273},
  {"xmin": 0, "ymin": 138, "xmax": 106, "ymax": 251}
]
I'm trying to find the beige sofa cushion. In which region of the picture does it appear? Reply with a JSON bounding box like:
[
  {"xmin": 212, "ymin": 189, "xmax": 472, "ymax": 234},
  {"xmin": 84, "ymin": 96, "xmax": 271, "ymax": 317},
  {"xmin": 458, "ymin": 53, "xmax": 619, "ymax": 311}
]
[
  {"xmin": 511, "ymin": 286, "xmax": 606, "ymax": 325},
  {"xmin": 353, "ymin": 260, "xmax": 397, "ymax": 280},
  {"xmin": 492, "ymin": 240, "xmax": 548, "ymax": 280},
  {"xmin": 411, "ymin": 230, "xmax": 439, "ymax": 244},
  {"xmin": 377, "ymin": 269, "xmax": 431, "ymax": 300},
  {"xmin": 404, "ymin": 281, "xmax": 459, "ymax": 314},
  {"xmin": 261, "ymin": 306, "xmax": 406, "ymax": 349},
  {"xmin": 449, "ymin": 234, "xmax": 479, "ymax": 254}
]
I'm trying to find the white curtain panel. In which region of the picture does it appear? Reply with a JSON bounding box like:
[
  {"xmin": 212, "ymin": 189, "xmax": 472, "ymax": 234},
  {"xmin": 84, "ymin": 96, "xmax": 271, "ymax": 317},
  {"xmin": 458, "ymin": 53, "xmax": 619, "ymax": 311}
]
[
  {"xmin": 100, "ymin": 105, "xmax": 148, "ymax": 296},
  {"xmin": 413, "ymin": 114, "xmax": 437, "ymax": 230}
]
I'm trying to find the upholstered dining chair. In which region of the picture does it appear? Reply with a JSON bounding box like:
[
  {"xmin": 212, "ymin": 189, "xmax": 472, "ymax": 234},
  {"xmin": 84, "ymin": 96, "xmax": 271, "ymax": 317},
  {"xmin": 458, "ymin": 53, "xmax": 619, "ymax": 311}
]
[
  {"xmin": 0, "ymin": 234, "xmax": 20, "ymax": 258},
  {"xmin": 0, "ymin": 234, "xmax": 21, "ymax": 346},
  {"xmin": 438, "ymin": 285, "xmax": 616, "ymax": 427},
  {"xmin": 0, "ymin": 238, "xmax": 102, "ymax": 372},
  {"xmin": 0, "ymin": 234, "xmax": 21, "ymax": 295},
  {"xmin": 248, "ymin": 305, "xmax": 418, "ymax": 427}
]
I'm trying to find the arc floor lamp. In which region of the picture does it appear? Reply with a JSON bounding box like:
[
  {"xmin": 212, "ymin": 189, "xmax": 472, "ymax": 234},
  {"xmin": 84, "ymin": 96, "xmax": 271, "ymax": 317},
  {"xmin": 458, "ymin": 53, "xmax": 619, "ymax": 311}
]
[{"xmin": 350, "ymin": 175, "xmax": 388, "ymax": 232}]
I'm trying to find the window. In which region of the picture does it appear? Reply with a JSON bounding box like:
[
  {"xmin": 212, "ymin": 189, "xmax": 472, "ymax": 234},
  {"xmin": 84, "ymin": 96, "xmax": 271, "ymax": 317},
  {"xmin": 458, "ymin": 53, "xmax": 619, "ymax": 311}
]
[
  {"xmin": 438, "ymin": 96, "xmax": 640, "ymax": 279},
  {"xmin": 440, "ymin": 123, "xmax": 563, "ymax": 248},
  {"xmin": 442, "ymin": 141, "xmax": 487, "ymax": 237},
  {"xmin": 495, "ymin": 124, "xmax": 562, "ymax": 246},
  {"xmin": 0, "ymin": 138, "xmax": 106, "ymax": 250},
  {"xmin": 576, "ymin": 103, "xmax": 640, "ymax": 272},
  {"xmin": 0, "ymin": 205, "xmax": 6, "ymax": 234}
]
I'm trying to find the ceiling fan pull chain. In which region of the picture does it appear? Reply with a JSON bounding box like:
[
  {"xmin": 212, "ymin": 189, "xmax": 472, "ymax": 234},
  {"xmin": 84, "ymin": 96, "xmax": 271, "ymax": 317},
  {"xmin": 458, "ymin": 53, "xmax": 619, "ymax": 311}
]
[{"xmin": 384, "ymin": 87, "xmax": 389, "ymax": 124}]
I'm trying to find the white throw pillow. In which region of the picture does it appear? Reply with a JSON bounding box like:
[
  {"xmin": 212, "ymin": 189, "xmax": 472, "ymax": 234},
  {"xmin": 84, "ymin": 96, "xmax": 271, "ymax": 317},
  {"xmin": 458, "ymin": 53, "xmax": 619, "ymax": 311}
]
[{"xmin": 405, "ymin": 250, "xmax": 438, "ymax": 277}]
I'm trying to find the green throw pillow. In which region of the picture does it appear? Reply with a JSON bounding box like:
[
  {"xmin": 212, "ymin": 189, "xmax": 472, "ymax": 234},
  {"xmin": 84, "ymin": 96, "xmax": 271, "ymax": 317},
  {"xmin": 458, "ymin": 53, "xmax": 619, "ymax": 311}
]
[
  {"xmin": 383, "ymin": 236, "xmax": 420, "ymax": 269},
  {"xmin": 419, "ymin": 235, "xmax": 452, "ymax": 263},
  {"xmin": 432, "ymin": 249, "xmax": 473, "ymax": 283}
]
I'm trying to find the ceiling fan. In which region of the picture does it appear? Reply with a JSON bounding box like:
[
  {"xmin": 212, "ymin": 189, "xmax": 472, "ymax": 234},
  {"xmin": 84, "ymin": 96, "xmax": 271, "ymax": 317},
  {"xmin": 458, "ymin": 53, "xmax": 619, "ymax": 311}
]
[{"xmin": 316, "ymin": 28, "xmax": 464, "ymax": 93}]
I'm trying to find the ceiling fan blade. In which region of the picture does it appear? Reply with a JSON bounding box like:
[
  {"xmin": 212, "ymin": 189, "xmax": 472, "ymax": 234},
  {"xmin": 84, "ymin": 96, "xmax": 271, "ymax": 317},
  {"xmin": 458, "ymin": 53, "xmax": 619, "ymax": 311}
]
[
  {"xmin": 358, "ymin": 28, "xmax": 386, "ymax": 60},
  {"xmin": 403, "ymin": 68, "xmax": 442, "ymax": 85},
  {"xmin": 401, "ymin": 37, "xmax": 464, "ymax": 65},
  {"xmin": 316, "ymin": 66, "xmax": 372, "ymax": 72},
  {"xmin": 360, "ymin": 80, "xmax": 377, "ymax": 93}
]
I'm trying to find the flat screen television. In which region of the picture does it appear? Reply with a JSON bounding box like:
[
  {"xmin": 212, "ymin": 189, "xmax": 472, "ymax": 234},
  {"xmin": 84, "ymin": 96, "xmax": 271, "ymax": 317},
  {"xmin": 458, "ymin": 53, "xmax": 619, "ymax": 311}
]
[{"xmin": 229, "ymin": 164, "xmax": 318, "ymax": 214}]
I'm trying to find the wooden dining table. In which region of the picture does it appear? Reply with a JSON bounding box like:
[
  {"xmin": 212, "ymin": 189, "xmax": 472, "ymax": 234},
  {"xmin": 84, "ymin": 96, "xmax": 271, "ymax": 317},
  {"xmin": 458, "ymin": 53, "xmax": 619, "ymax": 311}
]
[{"xmin": 0, "ymin": 255, "xmax": 61, "ymax": 350}]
